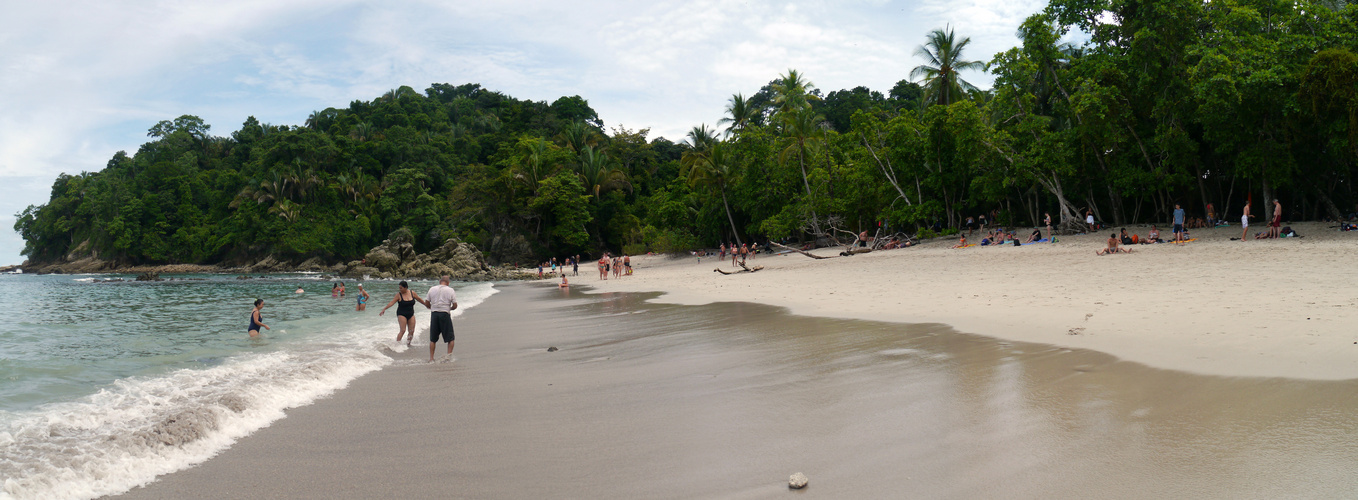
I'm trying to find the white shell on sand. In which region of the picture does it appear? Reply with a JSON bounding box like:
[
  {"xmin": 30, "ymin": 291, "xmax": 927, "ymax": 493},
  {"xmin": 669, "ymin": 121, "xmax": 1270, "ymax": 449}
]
[{"xmin": 788, "ymin": 472, "xmax": 808, "ymax": 489}]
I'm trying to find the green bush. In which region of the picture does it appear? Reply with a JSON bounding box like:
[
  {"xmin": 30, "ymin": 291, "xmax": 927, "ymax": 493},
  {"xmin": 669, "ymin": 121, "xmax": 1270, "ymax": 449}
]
[{"xmin": 622, "ymin": 243, "xmax": 648, "ymax": 255}]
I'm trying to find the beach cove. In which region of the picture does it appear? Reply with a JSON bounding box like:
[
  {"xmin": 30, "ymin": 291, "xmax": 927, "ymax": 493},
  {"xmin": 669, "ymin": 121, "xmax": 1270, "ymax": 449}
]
[
  {"xmin": 597, "ymin": 221, "xmax": 1358, "ymax": 381},
  {"xmin": 113, "ymin": 280, "xmax": 1358, "ymax": 499}
]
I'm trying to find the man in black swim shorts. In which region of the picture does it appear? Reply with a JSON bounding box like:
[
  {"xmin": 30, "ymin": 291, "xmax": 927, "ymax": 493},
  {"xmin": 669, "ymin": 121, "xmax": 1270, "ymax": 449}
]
[{"xmin": 425, "ymin": 275, "xmax": 458, "ymax": 361}]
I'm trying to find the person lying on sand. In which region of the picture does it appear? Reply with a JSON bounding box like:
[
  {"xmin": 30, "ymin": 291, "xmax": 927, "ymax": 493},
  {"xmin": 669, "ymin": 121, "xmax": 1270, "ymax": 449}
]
[{"xmin": 1096, "ymin": 233, "xmax": 1132, "ymax": 255}]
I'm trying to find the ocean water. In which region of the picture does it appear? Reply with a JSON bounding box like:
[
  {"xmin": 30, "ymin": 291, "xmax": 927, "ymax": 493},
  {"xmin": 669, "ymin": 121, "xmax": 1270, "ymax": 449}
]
[{"xmin": 0, "ymin": 273, "xmax": 496, "ymax": 500}]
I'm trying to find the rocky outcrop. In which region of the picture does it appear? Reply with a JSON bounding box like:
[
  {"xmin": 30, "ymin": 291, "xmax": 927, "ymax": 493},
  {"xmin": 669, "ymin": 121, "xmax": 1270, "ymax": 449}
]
[{"xmin": 345, "ymin": 229, "xmax": 530, "ymax": 281}]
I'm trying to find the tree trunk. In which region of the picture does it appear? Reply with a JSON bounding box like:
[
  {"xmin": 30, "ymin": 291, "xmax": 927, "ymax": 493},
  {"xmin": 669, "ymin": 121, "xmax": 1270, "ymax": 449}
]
[{"xmin": 721, "ymin": 189, "xmax": 743, "ymax": 247}]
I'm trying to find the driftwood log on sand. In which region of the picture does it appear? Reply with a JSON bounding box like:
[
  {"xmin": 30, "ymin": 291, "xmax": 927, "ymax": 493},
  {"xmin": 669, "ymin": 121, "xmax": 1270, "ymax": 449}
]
[
  {"xmin": 770, "ymin": 241, "xmax": 832, "ymax": 259},
  {"xmin": 714, "ymin": 263, "xmax": 764, "ymax": 275}
]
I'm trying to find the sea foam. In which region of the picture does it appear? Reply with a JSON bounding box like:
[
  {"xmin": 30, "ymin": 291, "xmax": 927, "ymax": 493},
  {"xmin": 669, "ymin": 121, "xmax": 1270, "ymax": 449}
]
[{"xmin": 0, "ymin": 282, "xmax": 497, "ymax": 500}]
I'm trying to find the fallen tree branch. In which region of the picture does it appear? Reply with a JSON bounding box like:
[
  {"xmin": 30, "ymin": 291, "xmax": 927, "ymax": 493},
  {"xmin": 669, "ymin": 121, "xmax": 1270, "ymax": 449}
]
[
  {"xmin": 770, "ymin": 241, "xmax": 833, "ymax": 259},
  {"xmin": 714, "ymin": 263, "xmax": 764, "ymax": 275}
]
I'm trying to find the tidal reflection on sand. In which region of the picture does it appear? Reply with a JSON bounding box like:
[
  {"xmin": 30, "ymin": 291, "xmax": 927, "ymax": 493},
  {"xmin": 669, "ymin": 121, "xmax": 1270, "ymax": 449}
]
[{"xmin": 542, "ymin": 286, "xmax": 1358, "ymax": 498}]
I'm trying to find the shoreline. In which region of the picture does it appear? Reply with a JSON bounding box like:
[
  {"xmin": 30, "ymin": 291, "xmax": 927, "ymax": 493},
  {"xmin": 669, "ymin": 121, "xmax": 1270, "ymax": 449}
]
[
  {"xmin": 114, "ymin": 281, "xmax": 1358, "ymax": 498},
  {"xmin": 576, "ymin": 221, "xmax": 1358, "ymax": 381}
]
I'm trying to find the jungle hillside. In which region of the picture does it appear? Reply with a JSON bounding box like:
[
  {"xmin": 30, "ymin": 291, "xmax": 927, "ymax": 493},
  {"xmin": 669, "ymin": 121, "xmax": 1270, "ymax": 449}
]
[{"xmin": 15, "ymin": 0, "xmax": 1358, "ymax": 267}]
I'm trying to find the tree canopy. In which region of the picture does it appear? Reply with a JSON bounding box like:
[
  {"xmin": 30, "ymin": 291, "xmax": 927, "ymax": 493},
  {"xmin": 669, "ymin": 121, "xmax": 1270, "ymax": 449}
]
[{"xmin": 17, "ymin": 0, "xmax": 1358, "ymax": 266}]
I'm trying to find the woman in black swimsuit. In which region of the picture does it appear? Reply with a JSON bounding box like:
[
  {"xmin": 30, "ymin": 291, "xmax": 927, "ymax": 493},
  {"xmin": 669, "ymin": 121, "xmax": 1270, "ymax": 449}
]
[
  {"xmin": 248, "ymin": 299, "xmax": 270, "ymax": 338},
  {"xmin": 379, "ymin": 281, "xmax": 429, "ymax": 346}
]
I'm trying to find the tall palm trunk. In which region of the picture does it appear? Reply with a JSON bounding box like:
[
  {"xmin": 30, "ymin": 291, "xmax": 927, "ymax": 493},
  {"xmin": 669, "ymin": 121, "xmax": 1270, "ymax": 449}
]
[{"xmin": 721, "ymin": 189, "xmax": 743, "ymax": 247}]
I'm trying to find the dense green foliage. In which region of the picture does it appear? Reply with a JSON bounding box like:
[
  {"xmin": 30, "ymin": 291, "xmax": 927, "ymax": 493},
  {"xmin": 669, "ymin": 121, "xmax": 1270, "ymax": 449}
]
[{"xmin": 17, "ymin": 0, "xmax": 1358, "ymax": 265}]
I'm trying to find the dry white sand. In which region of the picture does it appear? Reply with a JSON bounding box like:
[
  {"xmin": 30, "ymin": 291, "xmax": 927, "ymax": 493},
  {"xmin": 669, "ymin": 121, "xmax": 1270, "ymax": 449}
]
[{"xmin": 576, "ymin": 222, "xmax": 1358, "ymax": 380}]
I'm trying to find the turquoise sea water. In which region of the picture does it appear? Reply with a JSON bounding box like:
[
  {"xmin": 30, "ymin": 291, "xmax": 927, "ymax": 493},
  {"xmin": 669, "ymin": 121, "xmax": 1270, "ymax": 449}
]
[{"xmin": 0, "ymin": 273, "xmax": 496, "ymax": 500}]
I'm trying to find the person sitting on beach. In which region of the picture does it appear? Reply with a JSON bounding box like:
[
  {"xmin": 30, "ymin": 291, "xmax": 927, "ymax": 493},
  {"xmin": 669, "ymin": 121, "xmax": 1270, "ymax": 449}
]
[
  {"xmin": 559, "ymin": 274, "xmax": 569, "ymax": 288},
  {"xmin": 1025, "ymin": 228, "xmax": 1042, "ymax": 244},
  {"xmin": 858, "ymin": 230, "xmax": 872, "ymax": 248},
  {"xmin": 1120, "ymin": 228, "xmax": 1134, "ymax": 246},
  {"xmin": 952, "ymin": 235, "xmax": 968, "ymax": 249},
  {"xmin": 1096, "ymin": 233, "xmax": 1132, "ymax": 255},
  {"xmin": 1144, "ymin": 226, "xmax": 1161, "ymax": 244}
]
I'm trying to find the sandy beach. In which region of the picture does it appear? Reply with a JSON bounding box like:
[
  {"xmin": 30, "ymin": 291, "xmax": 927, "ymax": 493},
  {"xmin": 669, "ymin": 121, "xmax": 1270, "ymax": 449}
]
[
  {"xmin": 587, "ymin": 221, "xmax": 1358, "ymax": 380},
  {"xmin": 114, "ymin": 280, "xmax": 1358, "ymax": 499}
]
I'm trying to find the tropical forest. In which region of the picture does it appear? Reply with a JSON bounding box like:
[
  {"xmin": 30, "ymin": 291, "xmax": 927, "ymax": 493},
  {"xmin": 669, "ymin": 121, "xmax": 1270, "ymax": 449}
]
[{"xmin": 15, "ymin": 0, "xmax": 1358, "ymax": 266}]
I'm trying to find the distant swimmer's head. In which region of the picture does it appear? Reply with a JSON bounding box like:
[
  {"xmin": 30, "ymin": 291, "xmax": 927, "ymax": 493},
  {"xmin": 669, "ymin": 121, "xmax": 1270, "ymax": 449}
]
[
  {"xmin": 398, "ymin": 281, "xmax": 409, "ymax": 290},
  {"xmin": 254, "ymin": 298, "xmax": 264, "ymax": 308},
  {"xmin": 440, "ymin": 275, "xmax": 451, "ymax": 285}
]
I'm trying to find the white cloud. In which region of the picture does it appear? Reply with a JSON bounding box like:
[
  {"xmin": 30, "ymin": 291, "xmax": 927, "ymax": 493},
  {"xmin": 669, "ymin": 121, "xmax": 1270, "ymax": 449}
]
[{"xmin": 0, "ymin": 0, "xmax": 1036, "ymax": 265}]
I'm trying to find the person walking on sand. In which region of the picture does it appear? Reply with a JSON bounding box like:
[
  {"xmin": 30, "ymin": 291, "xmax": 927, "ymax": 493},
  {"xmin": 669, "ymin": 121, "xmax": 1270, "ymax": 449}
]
[
  {"xmin": 598, "ymin": 255, "xmax": 608, "ymax": 280},
  {"xmin": 355, "ymin": 284, "xmax": 370, "ymax": 311},
  {"xmin": 624, "ymin": 255, "xmax": 632, "ymax": 276},
  {"xmin": 1172, "ymin": 204, "xmax": 1186, "ymax": 245},
  {"xmin": 1241, "ymin": 201, "xmax": 1251, "ymax": 241},
  {"xmin": 572, "ymin": 256, "xmax": 579, "ymax": 277},
  {"xmin": 425, "ymin": 276, "xmax": 458, "ymax": 362},
  {"xmin": 1085, "ymin": 209, "xmax": 1096, "ymax": 232},
  {"xmin": 248, "ymin": 299, "xmax": 270, "ymax": 337},
  {"xmin": 379, "ymin": 281, "xmax": 429, "ymax": 347}
]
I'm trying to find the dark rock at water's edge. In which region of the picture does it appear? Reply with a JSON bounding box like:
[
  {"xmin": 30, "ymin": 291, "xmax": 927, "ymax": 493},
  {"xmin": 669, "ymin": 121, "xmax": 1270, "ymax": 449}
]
[
  {"xmin": 17, "ymin": 229, "xmax": 535, "ymax": 281},
  {"xmin": 547, "ymin": 347, "xmax": 559, "ymax": 352},
  {"xmin": 135, "ymin": 271, "xmax": 163, "ymax": 281}
]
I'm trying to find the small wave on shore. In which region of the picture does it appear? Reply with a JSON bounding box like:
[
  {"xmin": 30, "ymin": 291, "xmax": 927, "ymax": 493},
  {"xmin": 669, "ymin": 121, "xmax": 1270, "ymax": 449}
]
[{"xmin": 0, "ymin": 281, "xmax": 497, "ymax": 500}]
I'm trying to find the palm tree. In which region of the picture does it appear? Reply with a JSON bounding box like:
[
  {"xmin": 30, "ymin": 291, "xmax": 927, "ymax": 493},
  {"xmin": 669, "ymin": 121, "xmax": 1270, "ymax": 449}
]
[
  {"xmin": 910, "ymin": 26, "xmax": 986, "ymax": 107},
  {"xmin": 556, "ymin": 121, "xmax": 599, "ymax": 154},
  {"xmin": 685, "ymin": 124, "xmax": 718, "ymax": 152},
  {"xmin": 576, "ymin": 145, "xmax": 628, "ymax": 200},
  {"xmin": 778, "ymin": 108, "xmax": 827, "ymax": 201},
  {"xmin": 770, "ymin": 69, "xmax": 819, "ymax": 116},
  {"xmin": 269, "ymin": 199, "xmax": 303, "ymax": 222},
  {"xmin": 717, "ymin": 93, "xmax": 760, "ymax": 136},
  {"xmin": 514, "ymin": 138, "xmax": 557, "ymax": 193},
  {"xmin": 687, "ymin": 141, "xmax": 743, "ymax": 247}
]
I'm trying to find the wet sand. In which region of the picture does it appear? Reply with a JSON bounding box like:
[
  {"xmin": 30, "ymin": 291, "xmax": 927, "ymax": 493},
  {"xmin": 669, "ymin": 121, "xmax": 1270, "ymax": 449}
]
[{"xmin": 118, "ymin": 283, "xmax": 1358, "ymax": 499}]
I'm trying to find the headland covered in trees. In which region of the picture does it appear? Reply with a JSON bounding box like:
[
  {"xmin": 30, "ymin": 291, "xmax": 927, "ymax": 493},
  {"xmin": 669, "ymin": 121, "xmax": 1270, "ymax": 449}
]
[{"xmin": 14, "ymin": 0, "xmax": 1358, "ymax": 272}]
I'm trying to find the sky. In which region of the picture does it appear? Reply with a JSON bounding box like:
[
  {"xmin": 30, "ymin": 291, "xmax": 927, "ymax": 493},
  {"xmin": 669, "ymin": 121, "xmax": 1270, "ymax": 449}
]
[{"xmin": 0, "ymin": 0, "xmax": 1047, "ymax": 266}]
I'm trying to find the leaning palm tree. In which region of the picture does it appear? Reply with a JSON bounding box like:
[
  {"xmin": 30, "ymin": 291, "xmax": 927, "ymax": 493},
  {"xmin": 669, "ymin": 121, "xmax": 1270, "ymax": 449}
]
[
  {"xmin": 717, "ymin": 93, "xmax": 760, "ymax": 136},
  {"xmin": 910, "ymin": 26, "xmax": 986, "ymax": 107},
  {"xmin": 778, "ymin": 108, "xmax": 829, "ymax": 236},
  {"xmin": 687, "ymin": 141, "xmax": 743, "ymax": 247}
]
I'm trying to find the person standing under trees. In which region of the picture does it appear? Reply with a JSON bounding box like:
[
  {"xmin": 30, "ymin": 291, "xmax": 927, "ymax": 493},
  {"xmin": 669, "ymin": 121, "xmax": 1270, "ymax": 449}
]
[
  {"xmin": 1044, "ymin": 212, "xmax": 1052, "ymax": 242},
  {"xmin": 572, "ymin": 257, "xmax": 579, "ymax": 277},
  {"xmin": 1270, "ymin": 199, "xmax": 1283, "ymax": 239},
  {"xmin": 1241, "ymin": 201, "xmax": 1252, "ymax": 241},
  {"xmin": 1173, "ymin": 204, "xmax": 1186, "ymax": 245}
]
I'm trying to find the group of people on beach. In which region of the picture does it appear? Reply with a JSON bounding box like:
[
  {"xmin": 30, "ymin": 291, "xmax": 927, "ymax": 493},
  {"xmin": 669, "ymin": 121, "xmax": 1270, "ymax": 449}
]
[
  {"xmin": 538, "ymin": 256, "xmax": 580, "ymax": 279},
  {"xmin": 249, "ymin": 277, "xmax": 461, "ymax": 362},
  {"xmin": 718, "ymin": 243, "xmax": 757, "ymax": 266},
  {"xmin": 596, "ymin": 253, "xmax": 631, "ymax": 280}
]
